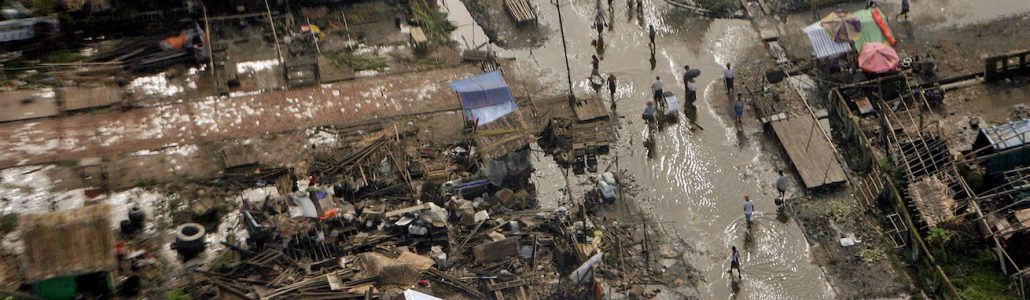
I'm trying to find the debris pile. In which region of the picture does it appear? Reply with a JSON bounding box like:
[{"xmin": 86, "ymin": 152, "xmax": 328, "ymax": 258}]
[
  {"xmin": 907, "ymin": 176, "xmax": 957, "ymax": 228},
  {"xmin": 144, "ymin": 127, "xmax": 667, "ymax": 299}
]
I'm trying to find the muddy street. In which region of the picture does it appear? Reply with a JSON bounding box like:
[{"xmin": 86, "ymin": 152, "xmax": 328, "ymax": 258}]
[{"xmin": 447, "ymin": 0, "xmax": 835, "ymax": 298}]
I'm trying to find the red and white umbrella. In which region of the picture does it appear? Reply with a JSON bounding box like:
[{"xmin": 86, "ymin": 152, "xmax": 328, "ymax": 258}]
[{"xmin": 858, "ymin": 42, "xmax": 900, "ymax": 74}]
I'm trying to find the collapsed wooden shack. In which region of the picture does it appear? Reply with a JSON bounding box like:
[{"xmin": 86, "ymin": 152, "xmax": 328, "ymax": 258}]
[
  {"xmin": 968, "ymin": 165, "xmax": 1030, "ymax": 279},
  {"xmin": 19, "ymin": 204, "xmax": 117, "ymax": 299},
  {"xmin": 906, "ymin": 176, "xmax": 957, "ymax": 228}
]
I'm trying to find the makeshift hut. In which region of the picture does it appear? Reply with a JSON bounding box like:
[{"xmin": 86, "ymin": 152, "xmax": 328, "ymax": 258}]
[
  {"xmin": 449, "ymin": 71, "xmax": 533, "ymax": 177},
  {"xmin": 449, "ymin": 71, "xmax": 519, "ymax": 127},
  {"xmin": 19, "ymin": 204, "xmax": 116, "ymax": 300},
  {"xmin": 972, "ymin": 119, "xmax": 1030, "ymax": 175}
]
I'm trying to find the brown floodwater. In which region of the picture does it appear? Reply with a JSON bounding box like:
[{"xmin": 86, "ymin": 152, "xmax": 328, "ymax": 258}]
[{"xmin": 441, "ymin": 0, "xmax": 842, "ymax": 298}]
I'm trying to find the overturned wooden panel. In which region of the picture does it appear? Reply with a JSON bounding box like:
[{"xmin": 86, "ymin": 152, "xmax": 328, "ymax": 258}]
[
  {"xmin": 20, "ymin": 204, "xmax": 116, "ymax": 282},
  {"xmin": 473, "ymin": 237, "xmax": 519, "ymax": 263},
  {"xmin": 770, "ymin": 115, "xmax": 846, "ymax": 189},
  {"xmin": 475, "ymin": 109, "xmax": 533, "ymax": 161},
  {"xmin": 223, "ymin": 141, "xmax": 259, "ymax": 169},
  {"xmin": 60, "ymin": 86, "xmax": 122, "ymax": 111},
  {"xmin": 572, "ymin": 95, "xmax": 609, "ymax": 122},
  {"xmin": 0, "ymin": 89, "xmax": 60, "ymax": 122}
]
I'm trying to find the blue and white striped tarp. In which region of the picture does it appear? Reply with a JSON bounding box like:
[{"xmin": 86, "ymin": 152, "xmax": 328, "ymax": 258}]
[{"xmin": 803, "ymin": 23, "xmax": 853, "ymax": 59}]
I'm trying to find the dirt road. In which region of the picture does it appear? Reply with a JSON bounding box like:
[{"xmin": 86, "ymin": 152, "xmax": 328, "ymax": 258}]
[{"xmin": 0, "ymin": 66, "xmax": 479, "ymax": 169}]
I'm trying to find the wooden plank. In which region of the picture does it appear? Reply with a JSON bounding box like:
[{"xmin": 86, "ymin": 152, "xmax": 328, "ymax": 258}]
[
  {"xmin": 0, "ymin": 89, "xmax": 60, "ymax": 122},
  {"xmin": 222, "ymin": 142, "xmax": 259, "ymax": 168},
  {"xmin": 504, "ymin": 0, "xmax": 536, "ymax": 24},
  {"xmin": 60, "ymin": 86, "xmax": 122, "ymax": 111},
  {"xmin": 770, "ymin": 115, "xmax": 846, "ymax": 189},
  {"xmin": 572, "ymin": 95, "xmax": 609, "ymax": 122},
  {"xmin": 384, "ymin": 203, "xmax": 430, "ymax": 218},
  {"xmin": 472, "ymin": 237, "xmax": 519, "ymax": 263}
]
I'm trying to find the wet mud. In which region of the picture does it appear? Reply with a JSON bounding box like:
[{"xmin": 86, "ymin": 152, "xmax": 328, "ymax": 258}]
[{"xmin": 453, "ymin": 0, "xmax": 837, "ymax": 298}]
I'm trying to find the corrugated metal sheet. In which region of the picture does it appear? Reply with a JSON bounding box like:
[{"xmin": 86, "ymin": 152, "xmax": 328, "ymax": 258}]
[
  {"xmin": 803, "ymin": 23, "xmax": 853, "ymax": 59},
  {"xmin": 982, "ymin": 119, "xmax": 1030, "ymax": 151}
]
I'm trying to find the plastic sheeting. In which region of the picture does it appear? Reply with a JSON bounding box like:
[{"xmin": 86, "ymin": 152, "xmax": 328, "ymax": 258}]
[
  {"xmin": 449, "ymin": 71, "xmax": 518, "ymax": 125},
  {"xmin": 803, "ymin": 23, "xmax": 853, "ymax": 59},
  {"xmin": 481, "ymin": 148, "xmax": 532, "ymax": 185},
  {"xmin": 853, "ymin": 8, "xmax": 894, "ymax": 52},
  {"xmin": 404, "ymin": 289, "xmax": 443, "ymax": 300}
]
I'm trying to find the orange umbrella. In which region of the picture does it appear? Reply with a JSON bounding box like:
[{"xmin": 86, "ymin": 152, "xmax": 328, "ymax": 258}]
[{"xmin": 820, "ymin": 9, "xmax": 862, "ymax": 43}]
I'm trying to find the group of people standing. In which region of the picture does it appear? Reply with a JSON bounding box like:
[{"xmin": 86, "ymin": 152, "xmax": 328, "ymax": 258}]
[{"xmin": 592, "ymin": 0, "xmax": 748, "ymax": 128}]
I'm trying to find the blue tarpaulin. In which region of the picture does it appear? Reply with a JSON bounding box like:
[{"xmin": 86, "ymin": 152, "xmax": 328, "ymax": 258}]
[
  {"xmin": 803, "ymin": 23, "xmax": 853, "ymax": 59},
  {"xmin": 449, "ymin": 71, "xmax": 517, "ymax": 125}
]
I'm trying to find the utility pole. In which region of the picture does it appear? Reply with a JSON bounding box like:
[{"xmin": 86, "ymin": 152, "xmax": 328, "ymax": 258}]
[
  {"xmin": 264, "ymin": 0, "xmax": 287, "ymax": 89},
  {"xmin": 811, "ymin": 0, "xmax": 819, "ymax": 22},
  {"xmin": 306, "ymin": 17, "xmax": 321, "ymax": 56},
  {"xmin": 554, "ymin": 0, "xmax": 574, "ymax": 100},
  {"xmin": 202, "ymin": 4, "xmax": 218, "ymax": 94}
]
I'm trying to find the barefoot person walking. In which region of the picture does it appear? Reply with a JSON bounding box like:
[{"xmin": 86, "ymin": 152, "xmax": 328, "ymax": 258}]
[
  {"xmin": 776, "ymin": 170, "xmax": 788, "ymax": 199},
  {"xmin": 734, "ymin": 94, "xmax": 745, "ymax": 126},
  {"xmin": 897, "ymin": 0, "xmax": 910, "ymax": 20},
  {"xmin": 723, "ymin": 63, "xmax": 735, "ymax": 93},
  {"xmin": 730, "ymin": 246, "xmax": 742, "ymax": 279},
  {"xmin": 743, "ymin": 195, "xmax": 754, "ymax": 227},
  {"xmin": 607, "ymin": 73, "xmax": 618, "ymax": 109}
]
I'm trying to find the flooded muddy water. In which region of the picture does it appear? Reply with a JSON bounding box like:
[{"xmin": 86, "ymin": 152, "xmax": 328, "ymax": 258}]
[
  {"xmin": 446, "ymin": 0, "xmax": 835, "ymax": 298},
  {"xmin": 876, "ymin": 0, "xmax": 1030, "ymax": 28}
]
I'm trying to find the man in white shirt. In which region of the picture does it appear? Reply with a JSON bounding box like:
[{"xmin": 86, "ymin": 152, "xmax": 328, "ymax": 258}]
[
  {"xmin": 652, "ymin": 76, "xmax": 664, "ymax": 104},
  {"xmin": 743, "ymin": 195, "xmax": 754, "ymax": 227},
  {"xmin": 724, "ymin": 63, "xmax": 734, "ymax": 94}
]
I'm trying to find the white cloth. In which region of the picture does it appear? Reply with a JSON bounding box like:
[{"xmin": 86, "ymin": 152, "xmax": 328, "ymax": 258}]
[
  {"xmin": 724, "ymin": 68, "xmax": 735, "ymax": 79},
  {"xmin": 652, "ymin": 80, "xmax": 663, "ymax": 92},
  {"xmin": 743, "ymin": 201, "xmax": 754, "ymax": 214}
]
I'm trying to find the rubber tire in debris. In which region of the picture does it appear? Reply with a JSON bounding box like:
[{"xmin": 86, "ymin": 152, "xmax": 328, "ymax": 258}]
[{"xmin": 175, "ymin": 223, "xmax": 206, "ymax": 243}]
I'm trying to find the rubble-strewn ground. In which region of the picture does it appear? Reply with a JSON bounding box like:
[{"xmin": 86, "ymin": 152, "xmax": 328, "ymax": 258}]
[{"xmin": 0, "ymin": 0, "xmax": 1027, "ymax": 298}]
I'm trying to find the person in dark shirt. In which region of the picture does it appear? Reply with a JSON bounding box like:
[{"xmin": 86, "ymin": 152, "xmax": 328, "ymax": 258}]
[{"xmin": 730, "ymin": 246, "xmax": 742, "ymax": 279}]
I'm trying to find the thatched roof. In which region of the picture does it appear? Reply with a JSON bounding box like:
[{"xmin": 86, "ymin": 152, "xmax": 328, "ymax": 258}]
[
  {"xmin": 907, "ymin": 176, "xmax": 957, "ymax": 228},
  {"xmin": 19, "ymin": 204, "xmax": 116, "ymax": 282}
]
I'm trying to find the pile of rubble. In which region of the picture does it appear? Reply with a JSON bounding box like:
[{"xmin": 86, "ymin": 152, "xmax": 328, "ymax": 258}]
[{"xmin": 144, "ymin": 126, "xmax": 666, "ymax": 299}]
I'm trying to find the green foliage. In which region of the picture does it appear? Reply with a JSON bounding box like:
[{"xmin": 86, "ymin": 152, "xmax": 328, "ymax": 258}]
[
  {"xmin": 208, "ymin": 251, "xmax": 239, "ymax": 273},
  {"xmin": 876, "ymin": 156, "xmax": 903, "ymax": 184},
  {"xmin": 31, "ymin": 0, "xmax": 55, "ymax": 16},
  {"xmin": 694, "ymin": 0, "xmax": 738, "ymax": 14},
  {"xmin": 927, "ymin": 227, "xmax": 954, "ymax": 260},
  {"xmin": 135, "ymin": 178, "xmax": 158, "ymax": 188},
  {"xmin": 0, "ymin": 214, "xmax": 17, "ymax": 234},
  {"xmin": 42, "ymin": 50, "xmax": 83, "ymax": 64},
  {"xmin": 410, "ymin": 0, "xmax": 456, "ymax": 42},
  {"xmin": 859, "ymin": 246, "xmax": 886, "ymax": 263},
  {"xmin": 328, "ymin": 51, "xmax": 387, "ymax": 72},
  {"xmin": 165, "ymin": 289, "xmax": 191, "ymax": 300},
  {"xmin": 944, "ymin": 250, "xmax": 1019, "ymax": 300},
  {"xmin": 961, "ymin": 167, "xmax": 985, "ymax": 192}
]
